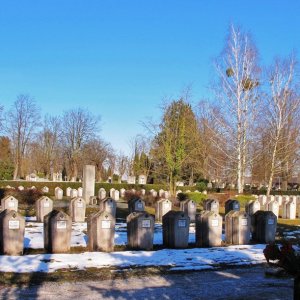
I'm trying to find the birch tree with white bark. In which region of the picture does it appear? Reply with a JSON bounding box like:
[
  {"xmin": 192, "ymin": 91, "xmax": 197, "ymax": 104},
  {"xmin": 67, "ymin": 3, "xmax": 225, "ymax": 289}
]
[{"xmin": 211, "ymin": 24, "xmax": 260, "ymax": 193}]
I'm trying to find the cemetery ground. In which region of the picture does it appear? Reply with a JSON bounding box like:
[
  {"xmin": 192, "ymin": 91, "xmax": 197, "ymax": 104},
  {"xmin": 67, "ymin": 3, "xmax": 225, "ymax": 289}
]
[{"xmin": 0, "ymin": 196, "xmax": 298, "ymax": 299}]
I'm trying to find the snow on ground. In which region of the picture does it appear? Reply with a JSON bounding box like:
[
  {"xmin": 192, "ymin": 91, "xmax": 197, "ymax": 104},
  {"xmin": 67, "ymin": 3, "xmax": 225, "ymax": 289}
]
[
  {"xmin": 24, "ymin": 222, "xmax": 195, "ymax": 249},
  {"xmin": 0, "ymin": 244, "xmax": 266, "ymax": 273},
  {"xmin": 0, "ymin": 220, "xmax": 267, "ymax": 273}
]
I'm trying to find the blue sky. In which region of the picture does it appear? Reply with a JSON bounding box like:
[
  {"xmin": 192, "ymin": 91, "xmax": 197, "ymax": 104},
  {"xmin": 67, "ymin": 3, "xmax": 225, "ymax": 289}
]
[{"xmin": 0, "ymin": 1, "xmax": 299, "ymax": 154}]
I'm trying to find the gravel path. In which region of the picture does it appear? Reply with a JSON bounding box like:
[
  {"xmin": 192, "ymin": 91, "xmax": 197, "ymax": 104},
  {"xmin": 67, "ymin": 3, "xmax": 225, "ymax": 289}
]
[{"xmin": 0, "ymin": 266, "xmax": 293, "ymax": 300}]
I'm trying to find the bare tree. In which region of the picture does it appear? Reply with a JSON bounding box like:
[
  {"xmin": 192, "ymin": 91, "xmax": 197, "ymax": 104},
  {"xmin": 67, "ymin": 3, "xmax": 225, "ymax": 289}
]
[
  {"xmin": 61, "ymin": 108, "xmax": 100, "ymax": 180},
  {"xmin": 116, "ymin": 152, "xmax": 129, "ymax": 183},
  {"xmin": 6, "ymin": 95, "xmax": 40, "ymax": 179},
  {"xmin": 210, "ymin": 24, "xmax": 260, "ymax": 193},
  {"xmin": 81, "ymin": 138, "xmax": 112, "ymax": 182},
  {"xmin": 263, "ymin": 56, "xmax": 300, "ymax": 195},
  {"xmin": 32, "ymin": 115, "xmax": 62, "ymax": 178}
]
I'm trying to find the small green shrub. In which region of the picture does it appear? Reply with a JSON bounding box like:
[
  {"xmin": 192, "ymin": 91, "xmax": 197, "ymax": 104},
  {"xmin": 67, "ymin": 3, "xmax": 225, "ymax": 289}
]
[
  {"xmin": 233, "ymin": 194, "xmax": 256, "ymax": 207},
  {"xmin": 187, "ymin": 192, "xmax": 207, "ymax": 206}
]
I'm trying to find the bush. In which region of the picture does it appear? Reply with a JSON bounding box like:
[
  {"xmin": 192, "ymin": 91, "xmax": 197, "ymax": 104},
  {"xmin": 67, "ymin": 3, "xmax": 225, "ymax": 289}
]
[
  {"xmin": 196, "ymin": 181, "xmax": 207, "ymax": 192},
  {"xmin": 186, "ymin": 192, "xmax": 207, "ymax": 206},
  {"xmin": 233, "ymin": 194, "xmax": 257, "ymax": 207}
]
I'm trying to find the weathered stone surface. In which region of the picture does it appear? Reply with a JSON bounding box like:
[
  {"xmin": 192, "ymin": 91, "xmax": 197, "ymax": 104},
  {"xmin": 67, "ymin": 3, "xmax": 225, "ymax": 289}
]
[
  {"xmin": 225, "ymin": 211, "xmax": 251, "ymax": 245},
  {"xmin": 1, "ymin": 196, "xmax": 18, "ymax": 212},
  {"xmin": 225, "ymin": 199, "xmax": 240, "ymax": 215},
  {"xmin": 87, "ymin": 211, "xmax": 115, "ymax": 252},
  {"xmin": 55, "ymin": 187, "xmax": 63, "ymax": 200},
  {"xmin": 128, "ymin": 198, "xmax": 145, "ymax": 213},
  {"xmin": 83, "ymin": 165, "xmax": 95, "ymax": 204},
  {"xmin": 36, "ymin": 196, "xmax": 53, "ymax": 222},
  {"xmin": 204, "ymin": 199, "xmax": 219, "ymax": 214},
  {"xmin": 162, "ymin": 211, "xmax": 190, "ymax": 248},
  {"xmin": 196, "ymin": 211, "xmax": 222, "ymax": 247},
  {"xmin": 245, "ymin": 200, "xmax": 261, "ymax": 216},
  {"xmin": 99, "ymin": 198, "xmax": 116, "ymax": 218},
  {"xmin": 0, "ymin": 209, "xmax": 25, "ymax": 255},
  {"xmin": 127, "ymin": 212, "xmax": 154, "ymax": 250},
  {"xmin": 252, "ymin": 210, "xmax": 277, "ymax": 243},
  {"xmin": 69, "ymin": 197, "xmax": 86, "ymax": 222},
  {"xmin": 155, "ymin": 198, "xmax": 172, "ymax": 222},
  {"xmin": 44, "ymin": 210, "xmax": 72, "ymax": 253},
  {"xmin": 180, "ymin": 199, "xmax": 196, "ymax": 222}
]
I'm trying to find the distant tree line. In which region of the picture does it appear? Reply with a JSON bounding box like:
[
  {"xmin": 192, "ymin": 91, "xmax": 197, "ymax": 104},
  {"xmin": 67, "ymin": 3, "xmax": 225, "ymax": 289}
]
[{"xmin": 0, "ymin": 25, "xmax": 299, "ymax": 196}]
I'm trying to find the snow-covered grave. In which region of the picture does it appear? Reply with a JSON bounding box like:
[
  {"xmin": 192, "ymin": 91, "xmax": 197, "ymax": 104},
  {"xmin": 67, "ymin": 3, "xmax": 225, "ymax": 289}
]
[{"xmin": 0, "ymin": 217, "xmax": 267, "ymax": 273}]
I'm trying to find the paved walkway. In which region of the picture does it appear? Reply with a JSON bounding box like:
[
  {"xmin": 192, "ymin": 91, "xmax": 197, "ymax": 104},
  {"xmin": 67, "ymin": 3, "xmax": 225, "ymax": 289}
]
[{"xmin": 0, "ymin": 266, "xmax": 293, "ymax": 300}]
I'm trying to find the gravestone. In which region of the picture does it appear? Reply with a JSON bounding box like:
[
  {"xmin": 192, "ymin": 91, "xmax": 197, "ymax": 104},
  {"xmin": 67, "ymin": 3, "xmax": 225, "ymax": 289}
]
[
  {"xmin": 266, "ymin": 200, "xmax": 279, "ymax": 218},
  {"xmin": 204, "ymin": 199, "xmax": 219, "ymax": 214},
  {"xmin": 77, "ymin": 187, "xmax": 83, "ymax": 197},
  {"xmin": 1, "ymin": 196, "xmax": 18, "ymax": 212},
  {"xmin": 180, "ymin": 199, "xmax": 196, "ymax": 222},
  {"xmin": 150, "ymin": 190, "xmax": 158, "ymax": 197},
  {"xmin": 225, "ymin": 211, "xmax": 251, "ymax": 245},
  {"xmin": 44, "ymin": 210, "xmax": 72, "ymax": 253},
  {"xmin": 36, "ymin": 196, "xmax": 53, "ymax": 222},
  {"xmin": 70, "ymin": 189, "xmax": 78, "ymax": 198},
  {"xmin": 110, "ymin": 188, "xmax": 115, "ymax": 198},
  {"xmin": 282, "ymin": 199, "xmax": 296, "ymax": 219},
  {"xmin": 98, "ymin": 188, "xmax": 106, "ymax": 200},
  {"xmin": 120, "ymin": 188, "xmax": 126, "ymax": 198},
  {"xmin": 69, "ymin": 197, "xmax": 86, "ymax": 222},
  {"xmin": 252, "ymin": 210, "xmax": 277, "ymax": 243},
  {"xmin": 164, "ymin": 191, "xmax": 170, "ymax": 199},
  {"xmin": 275, "ymin": 195, "xmax": 282, "ymax": 206},
  {"xmin": 162, "ymin": 211, "xmax": 190, "ymax": 248},
  {"xmin": 114, "ymin": 190, "xmax": 120, "ymax": 201},
  {"xmin": 258, "ymin": 195, "xmax": 267, "ymax": 207},
  {"xmin": 127, "ymin": 212, "xmax": 154, "ymax": 250},
  {"xmin": 155, "ymin": 198, "xmax": 172, "ymax": 222},
  {"xmin": 245, "ymin": 200, "xmax": 261, "ymax": 216},
  {"xmin": 83, "ymin": 165, "xmax": 95, "ymax": 204},
  {"xmin": 128, "ymin": 198, "xmax": 145, "ymax": 213},
  {"xmin": 55, "ymin": 187, "xmax": 63, "ymax": 200},
  {"xmin": 66, "ymin": 187, "xmax": 72, "ymax": 197},
  {"xmin": 159, "ymin": 189, "xmax": 165, "ymax": 198},
  {"xmin": 141, "ymin": 189, "xmax": 146, "ymax": 196},
  {"xmin": 18, "ymin": 186, "xmax": 24, "ymax": 191},
  {"xmin": 42, "ymin": 186, "xmax": 49, "ymax": 193},
  {"xmin": 87, "ymin": 211, "xmax": 115, "ymax": 252},
  {"xmin": 99, "ymin": 198, "xmax": 116, "ymax": 218},
  {"xmin": 0, "ymin": 209, "xmax": 25, "ymax": 255},
  {"xmin": 196, "ymin": 211, "xmax": 222, "ymax": 247},
  {"xmin": 225, "ymin": 199, "xmax": 240, "ymax": 215}
]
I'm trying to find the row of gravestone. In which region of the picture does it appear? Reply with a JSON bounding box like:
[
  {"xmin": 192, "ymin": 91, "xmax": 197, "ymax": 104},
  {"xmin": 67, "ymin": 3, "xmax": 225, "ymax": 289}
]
[
  {"xmin": 257, "ymin": 195, "xmax": 300, "ymax": 219},
  {"xmin": 0, "ymin": 206, "xmax": 277, "ymax": 255}
]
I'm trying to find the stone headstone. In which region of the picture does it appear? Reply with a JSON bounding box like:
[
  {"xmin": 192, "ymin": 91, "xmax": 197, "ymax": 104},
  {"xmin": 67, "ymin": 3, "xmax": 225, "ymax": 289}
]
[
  {"xmin": 258, "ymin": 195, "xmax": 267, "ymax": 207},
  {"xmin": 69, "ymin": 197, "xmax": 86, "ymax": 222},
  {"xmin": 98, "ymin": 189, "xmax": 107, "ymax": 200},
  {"xmin": 36, "ymin": 196, "xmax": 53, "ymax": 222},
  {"xmin": 245, "ymin": 200, "xmax": 260, "ymax": 216},
  {"xmin": 127, "ymin": 176, "xmax": 136, "ymax": 184},
  {"xmin": 162, "ymin": 211, "xmax": 190, "ymax": 248},
  {"xmin": 120, "ymin": 188, "xmax": 126, "ymax": 198},
  {"xmin": 99, "ymin": 198, "xmax": 116, "ymax": 218},
  {"xmin": 114, "ymin": 190, "xmax": 120, "ymax": 201},
  {"xmin": 55, "ymin": 187, "xmax": 63, "ymax": 200},
  {"xmin": 83, "ymin": 165, "xmax": 95, "ymax": 204},
  {"xmin": 180, "ymin": 199, "xmax": 196, "ymax": 222},
  {"xmin": 66, "ymin": 187, "xmax": 72, "ymax": 197},
  {"xmin": 18, "ymin": 186, "xmax": 24, "ymax": 191},
  {"xmin": 159, "ymin": 189, "xmax": 164, "ymax": 198},
  {"xmin": 196, "ymin": 211, "xmax": 222, "ymax": 247},
  {"xmin": 110, "ymin": 188, "xmax": 115, "ymax": 198},
  {"xmin": 204, "ymin": 199, "xmax": 219, "ymax": 214},
  {"xmin": 87, "ymin": 211, "xmax": 115, "ymax": 252},
  {"xmin": 141, "ymin": 189, "xmax": 146, "ymax": 196},
  {"xmin": 266, "ymin": 200, "xmax": 279, "ymax": 218},
  {"xmin": 127, "ymin": 211, "xmax": 154, "ymax": 250},
  {"xmin": 225, "ymin": 211, "xmax": 251, "ymax": 245},
  {"xmin": 77, "ymin": 187, "xmax": 83, "ymax": 197},
  {"xmin": 42, "ymin": 186, "xmax": 49, "ymax": 193},
  {"xmin": 128, "ymin": 198, "xmax": 145, "ymax": 213},
  {"xmin": 225, "ymin": 199, "xmax": 240, "ymax": 215},
  {"xmin": 44, "ymin": 210, "xmax": 72, "ymax": 253},
  {"xmin": 282, "ymin": 198, "xmax": 296, "ymax": 219},
  {"xmin": 0, "ymin": 209, "xmax": 25, "ymax": 255},
  {"xmin": 252, "ymin": 211, "xmax": 277, "ymax": 243},
  {"xmin": 1, "ymin": 196, "xmax": 18, "ymax": 212},
  {"xmin": 155, "ymin": 198, "xmax": 172, "ymax": 222},
  {"xmin": 138, "ymin": 174, "xmax": 147, "ymax": 185},
  {"xmin": 164, "ymin": 191, "xmax": 170, "ymax": 199},
  {"xmin": 70, "ymin": 189, "xmax": 78, "ymax": 198}
]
